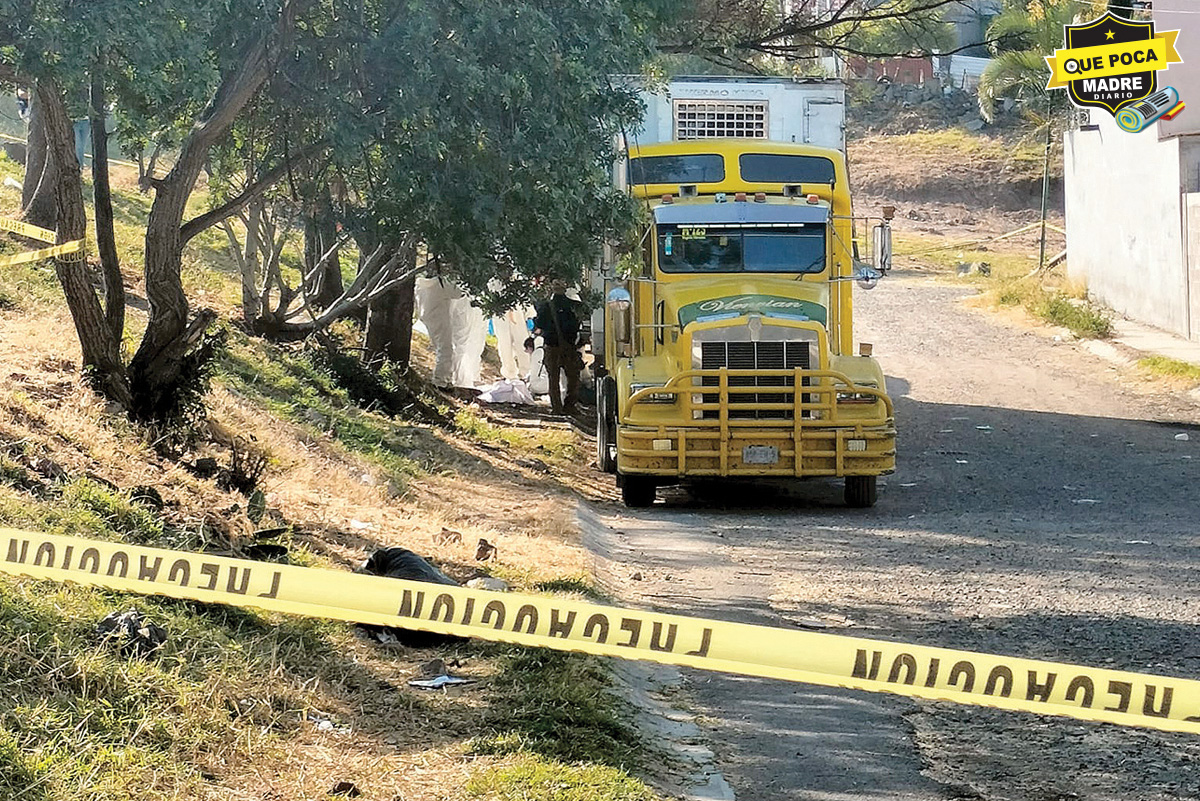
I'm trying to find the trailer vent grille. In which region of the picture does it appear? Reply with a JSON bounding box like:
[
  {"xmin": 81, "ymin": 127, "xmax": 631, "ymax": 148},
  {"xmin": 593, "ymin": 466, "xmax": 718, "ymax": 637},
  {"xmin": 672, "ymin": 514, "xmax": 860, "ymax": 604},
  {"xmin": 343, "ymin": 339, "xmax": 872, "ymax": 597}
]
[
  {"xmin": 698, "ymin": 341, "xmax": 811, "ymax": 419},
  {"xmin": 674, "ymin": 101, "xmax": 767, "ymax": 140}
]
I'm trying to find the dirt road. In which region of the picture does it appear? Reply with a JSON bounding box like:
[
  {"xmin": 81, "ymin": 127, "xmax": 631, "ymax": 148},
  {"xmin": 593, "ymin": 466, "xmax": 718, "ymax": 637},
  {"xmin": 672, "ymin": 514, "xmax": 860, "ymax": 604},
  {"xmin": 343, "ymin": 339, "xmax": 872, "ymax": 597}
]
[{"xmin": 586, "ymin": 274, "xmax": 1200, "ymax": 800}]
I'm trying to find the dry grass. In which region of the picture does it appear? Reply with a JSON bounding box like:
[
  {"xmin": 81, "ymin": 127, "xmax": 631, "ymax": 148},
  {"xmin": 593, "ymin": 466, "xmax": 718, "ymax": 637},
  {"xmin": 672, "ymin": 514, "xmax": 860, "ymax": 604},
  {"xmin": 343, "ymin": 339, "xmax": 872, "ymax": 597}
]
[{"xmin": 0, "ymin": 158, "xmax": 653, "ymax": 800}]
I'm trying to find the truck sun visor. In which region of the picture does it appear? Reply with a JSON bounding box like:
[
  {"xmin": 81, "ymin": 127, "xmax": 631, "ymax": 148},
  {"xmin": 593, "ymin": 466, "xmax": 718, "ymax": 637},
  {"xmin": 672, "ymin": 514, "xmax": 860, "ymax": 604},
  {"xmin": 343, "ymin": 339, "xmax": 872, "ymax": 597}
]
[{"xmin": 653, "ymin": 203, "xmax": 830, "ymax": 226}]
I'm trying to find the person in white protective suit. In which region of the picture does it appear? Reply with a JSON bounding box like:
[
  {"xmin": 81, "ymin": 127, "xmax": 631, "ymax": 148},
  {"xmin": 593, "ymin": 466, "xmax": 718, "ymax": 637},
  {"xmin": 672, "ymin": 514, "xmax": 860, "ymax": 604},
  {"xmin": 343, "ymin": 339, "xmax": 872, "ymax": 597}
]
[
  {"xmin": 414, "ymin": 275, "xmax": 488, "ymax": 389},
  {"xmin": 490, "ymin": 306, "xmax": 533, "ymax": 382},
  {"xmin": 526, "ymin": 334, "xmax": 549, "ymax": 396}
]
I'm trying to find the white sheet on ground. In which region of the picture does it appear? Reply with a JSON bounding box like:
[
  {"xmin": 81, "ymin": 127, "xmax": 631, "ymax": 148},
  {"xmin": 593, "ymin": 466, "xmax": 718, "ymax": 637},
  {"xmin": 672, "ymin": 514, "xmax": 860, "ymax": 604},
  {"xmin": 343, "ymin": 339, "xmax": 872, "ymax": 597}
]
[{"xmin": 476, "ymin": 379, "xmax": 536, "ymax": 405}]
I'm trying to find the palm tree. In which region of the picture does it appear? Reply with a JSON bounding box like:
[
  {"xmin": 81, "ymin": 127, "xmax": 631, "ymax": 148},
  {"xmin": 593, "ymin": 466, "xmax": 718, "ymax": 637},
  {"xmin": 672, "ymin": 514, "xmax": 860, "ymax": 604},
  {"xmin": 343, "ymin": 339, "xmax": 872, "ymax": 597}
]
[{"xmin": 976, "ymin": 0, "xmax": 1095, "ymax": 122}]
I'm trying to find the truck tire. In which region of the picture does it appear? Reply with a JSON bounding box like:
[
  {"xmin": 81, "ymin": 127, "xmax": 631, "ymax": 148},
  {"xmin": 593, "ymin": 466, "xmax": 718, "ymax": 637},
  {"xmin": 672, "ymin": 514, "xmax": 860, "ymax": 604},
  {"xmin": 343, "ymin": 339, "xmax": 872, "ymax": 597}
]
[
  {"xmin": 596, "ymin": 376, "xmax": 617, "ymax": 474},
  {"xmin": 844, "ymin": 475, "xmax": 877, "ymax": 508},
  {"xmin": 621, "ymin": 476, "xmax": 656, "ymax": 508}
]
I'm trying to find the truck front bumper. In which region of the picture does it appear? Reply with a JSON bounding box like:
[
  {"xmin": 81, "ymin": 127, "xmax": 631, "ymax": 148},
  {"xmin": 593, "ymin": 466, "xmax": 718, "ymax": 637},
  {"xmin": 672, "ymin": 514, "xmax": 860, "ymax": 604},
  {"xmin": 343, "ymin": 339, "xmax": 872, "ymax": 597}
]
[
  {"xmin": 617, "ymin": 424, "xmax": 895, "ymax": 478},
  {"xmin": 617, "ymin": 366, "xmax": 895, "ymax": 478}
]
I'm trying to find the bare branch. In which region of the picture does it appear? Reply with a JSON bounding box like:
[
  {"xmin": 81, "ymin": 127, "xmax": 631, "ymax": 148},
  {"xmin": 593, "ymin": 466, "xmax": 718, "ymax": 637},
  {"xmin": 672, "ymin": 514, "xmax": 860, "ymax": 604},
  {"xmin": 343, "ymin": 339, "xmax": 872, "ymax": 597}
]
[{"xmin": 180, "ymin": 149, "xmax": 320, "ymax": 244}]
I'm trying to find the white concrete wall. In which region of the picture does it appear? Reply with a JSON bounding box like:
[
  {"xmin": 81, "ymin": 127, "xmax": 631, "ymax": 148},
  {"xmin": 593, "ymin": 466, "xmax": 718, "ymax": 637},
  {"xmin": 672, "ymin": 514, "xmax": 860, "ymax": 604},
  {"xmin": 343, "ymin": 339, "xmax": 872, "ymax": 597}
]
[
  {"xmin": 1153, "ymin": 0, "xmax": 1199, "ymax": 139},
  {"xmin": 1065, "ymin": 113, "xmax": 1191, "ymax": 337},
  {"xmin": 1186, "ymin": 193, "xmax": 1200, "ymax": 339}
]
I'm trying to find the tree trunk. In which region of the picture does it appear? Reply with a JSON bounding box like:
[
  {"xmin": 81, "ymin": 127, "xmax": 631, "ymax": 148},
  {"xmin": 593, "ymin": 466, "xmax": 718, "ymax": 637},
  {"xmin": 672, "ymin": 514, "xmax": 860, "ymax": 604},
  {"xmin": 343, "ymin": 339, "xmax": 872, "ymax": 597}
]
[
  {"xmin": 241, "ymin": 202, "xmax": 263, "ymax": 324},
  {"xmin": 127, "ymin": 172, "xmax": 197, "ymax": 421},
  {"xmin": 126, "ymin": 12, "xmax": 284, "ymax": 421},
  {"xmin": 21, "ymin": 97, "xmax": 57, "ymax": 229},
  {"xmin": 36, "ymin": 77, "xmax": 131, "ymax": 407},
  {"xmin": 304, "ymin": 191, "xmax": 342, "ymax": 309},
  {"xmin": 90, "ymin": 63, "xmax": 124, "ymax": 342},
  {"xmin": 364, "ymin": 259, "xmax": 416, "ymax": 367}
]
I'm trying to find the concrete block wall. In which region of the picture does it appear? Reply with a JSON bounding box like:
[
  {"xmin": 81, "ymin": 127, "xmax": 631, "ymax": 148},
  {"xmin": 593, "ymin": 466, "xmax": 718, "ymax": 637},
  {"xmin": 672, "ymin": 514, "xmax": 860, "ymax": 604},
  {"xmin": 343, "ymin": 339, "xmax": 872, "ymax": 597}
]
[{"xmin": 1064, "ymin": 113, "xmax": 1193, "ymax": 339}]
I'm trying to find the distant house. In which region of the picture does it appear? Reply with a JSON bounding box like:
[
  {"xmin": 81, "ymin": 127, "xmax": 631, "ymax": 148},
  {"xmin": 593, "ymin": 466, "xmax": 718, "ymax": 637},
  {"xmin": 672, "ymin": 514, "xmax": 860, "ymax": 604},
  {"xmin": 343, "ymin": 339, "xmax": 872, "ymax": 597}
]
[
  {"xmin": 1062, "ymin": 0, "xmax": 1200, "ymax": 341},
  {"xmin": 942, "ymin": 0, "xmax": 1002, "ymax": 58}
]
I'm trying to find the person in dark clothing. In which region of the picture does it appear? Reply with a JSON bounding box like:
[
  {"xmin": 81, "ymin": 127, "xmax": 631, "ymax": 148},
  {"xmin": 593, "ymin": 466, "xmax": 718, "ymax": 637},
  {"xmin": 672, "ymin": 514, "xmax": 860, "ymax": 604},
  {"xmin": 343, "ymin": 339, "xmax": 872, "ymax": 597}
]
[{"xmin": 533, "ymin": 279, "xmax": 583, "ymax": 415}]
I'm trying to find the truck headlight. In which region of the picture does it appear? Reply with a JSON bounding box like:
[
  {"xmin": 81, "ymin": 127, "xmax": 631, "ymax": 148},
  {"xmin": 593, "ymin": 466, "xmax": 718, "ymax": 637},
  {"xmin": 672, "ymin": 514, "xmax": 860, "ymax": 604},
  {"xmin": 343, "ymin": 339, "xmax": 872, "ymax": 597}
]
[
  {"xmin": 631, "ymin": 383, "xmax": 676, "ymax": 403},
  {"xmin": 836, "ymin": 382, "xmax": 879, "ymax": 404}
]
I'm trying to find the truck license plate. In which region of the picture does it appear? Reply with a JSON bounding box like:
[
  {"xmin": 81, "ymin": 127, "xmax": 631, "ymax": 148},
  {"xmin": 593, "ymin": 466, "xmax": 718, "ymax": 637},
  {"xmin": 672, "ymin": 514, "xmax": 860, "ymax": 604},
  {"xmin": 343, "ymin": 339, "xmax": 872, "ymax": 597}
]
[{"xmin": 742, "ymin": 445, "xmax": 779, "ymax": 465}]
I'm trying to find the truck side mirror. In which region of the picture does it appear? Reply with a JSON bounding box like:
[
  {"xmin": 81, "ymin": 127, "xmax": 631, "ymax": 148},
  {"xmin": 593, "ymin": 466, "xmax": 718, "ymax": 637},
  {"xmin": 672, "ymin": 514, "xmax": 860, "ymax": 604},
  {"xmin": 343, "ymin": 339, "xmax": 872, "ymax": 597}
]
[
  {"xmin": 855, "ymin": 266, "xmax": 881, "ymax": 290},
  {"xmin": 607, "ymin": 286, "xmax": 633, "ymax": 357},
  {"xmin": 872, "ymin": 222, "xmax": 892, "ymax": 274}
]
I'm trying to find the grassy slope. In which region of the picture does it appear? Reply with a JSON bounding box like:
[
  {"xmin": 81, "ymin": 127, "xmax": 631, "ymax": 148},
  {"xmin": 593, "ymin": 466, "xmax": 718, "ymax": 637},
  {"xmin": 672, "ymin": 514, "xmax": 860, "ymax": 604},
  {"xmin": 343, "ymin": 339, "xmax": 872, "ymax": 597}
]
[{"xmin": 0, "ymin": 153, "xmax": 657, "ymax": 801}]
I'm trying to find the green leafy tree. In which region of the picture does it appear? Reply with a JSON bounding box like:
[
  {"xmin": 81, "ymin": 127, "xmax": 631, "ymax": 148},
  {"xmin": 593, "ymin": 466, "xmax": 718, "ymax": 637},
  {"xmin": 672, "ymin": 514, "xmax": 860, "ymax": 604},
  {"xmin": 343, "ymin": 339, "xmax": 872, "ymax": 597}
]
[
  {"xmin": 977, "ymin": 0, "xmax": 1086, "ymax": 121},
  {"xmin": 841, "ymin": 2, "xmax": 955, "ymax": 58},
  {"xmin": 2, "ymin": 0, "xmax": 653, "ymax": 417}
]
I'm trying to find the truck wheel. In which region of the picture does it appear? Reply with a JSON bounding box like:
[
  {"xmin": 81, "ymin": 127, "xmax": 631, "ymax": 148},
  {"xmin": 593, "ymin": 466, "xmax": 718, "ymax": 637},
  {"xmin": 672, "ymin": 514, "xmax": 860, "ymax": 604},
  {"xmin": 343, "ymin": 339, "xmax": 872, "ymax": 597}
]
[
  {"xmin": 596, "ymin": 376, "xmax": 617, "ymax": 474},
  {"xmin": 621, "ymin": 476, "xmax": 656, "ymax": 508},
  {"xmin": 844, "ymin": 475, "xmax": 878, "ymax": 508}
]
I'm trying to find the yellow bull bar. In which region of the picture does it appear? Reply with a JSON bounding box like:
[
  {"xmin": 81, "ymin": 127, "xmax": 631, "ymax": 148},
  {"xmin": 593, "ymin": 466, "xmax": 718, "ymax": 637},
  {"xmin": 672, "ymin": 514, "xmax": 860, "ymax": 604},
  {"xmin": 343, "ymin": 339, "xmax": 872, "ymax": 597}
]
[{"xmin": 619, "ymin": 368, "xmax": 895, "ymax": 478}]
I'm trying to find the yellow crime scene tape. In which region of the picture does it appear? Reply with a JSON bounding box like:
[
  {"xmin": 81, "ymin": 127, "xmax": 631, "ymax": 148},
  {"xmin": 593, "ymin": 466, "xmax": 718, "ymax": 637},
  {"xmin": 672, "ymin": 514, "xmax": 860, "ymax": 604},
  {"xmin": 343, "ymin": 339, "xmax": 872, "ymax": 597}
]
[
  {"xmin": 0, "ymin": 217, "xmax": 58, "ymax": 243},
  {"xmin": 0, "ymin": 218, "xmax": 85, "ymax": 266},
  {"xmin": 3, "ymin": 527, "xmax": 1199, "ymax": 735},
  {"xmin": 0, "ymin": 240, "xmax": 84, "ymax": 266}
]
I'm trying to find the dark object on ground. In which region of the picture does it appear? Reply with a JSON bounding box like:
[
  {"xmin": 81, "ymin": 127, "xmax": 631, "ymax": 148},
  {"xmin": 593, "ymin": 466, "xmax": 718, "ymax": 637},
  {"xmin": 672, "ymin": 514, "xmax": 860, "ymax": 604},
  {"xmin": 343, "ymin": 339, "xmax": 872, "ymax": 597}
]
[
  {"xmin": 242, "ymin": 542, "xmax": 288, "ymax": 561},
  {"xmin": 190, "ymin": 457, "xmax": 220, "ymax": 478},
  {"xmin": 96, "ymin": 609, "xmax": 168, "ymax": 657},
  {"xmin": 329, "ymin": 781, "xmax": 362, "ymax": 797},
  {"xmin": 475, "ymin": 538, "xmax": 497, "ymax": 561},
  {"xmin": 130, "ymin": 485, "xmax": 165, "ymax": 510},
  {"xmin": 357, "ymin": 547, "xmax": 465, "ymax": 647}
]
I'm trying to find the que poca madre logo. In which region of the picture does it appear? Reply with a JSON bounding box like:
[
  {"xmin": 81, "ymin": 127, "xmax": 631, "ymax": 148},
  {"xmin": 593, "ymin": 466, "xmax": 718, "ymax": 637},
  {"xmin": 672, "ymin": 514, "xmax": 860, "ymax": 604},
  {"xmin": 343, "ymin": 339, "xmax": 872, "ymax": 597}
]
[{"xmin": 1045, "ymin": 11, "xmax": 1183, "ymax": 132}]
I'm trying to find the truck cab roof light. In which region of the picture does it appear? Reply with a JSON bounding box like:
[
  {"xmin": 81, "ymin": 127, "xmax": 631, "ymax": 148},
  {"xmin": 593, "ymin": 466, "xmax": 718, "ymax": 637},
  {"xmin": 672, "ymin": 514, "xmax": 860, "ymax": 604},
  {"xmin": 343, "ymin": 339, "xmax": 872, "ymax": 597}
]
[
  {"xmin": 661, "ymin": 193, "xmax": 673, "ymax": 204},
  {"xmin": 753, "ymin": 192, "xmax": 766, "ymax": 203},
  {"xmin": 734, "ymin": 192, "xmax": 747, "ymax": 202},
  {"xmin": 806, "ymin": 193, "xmax": 820, "ymax": 204}
]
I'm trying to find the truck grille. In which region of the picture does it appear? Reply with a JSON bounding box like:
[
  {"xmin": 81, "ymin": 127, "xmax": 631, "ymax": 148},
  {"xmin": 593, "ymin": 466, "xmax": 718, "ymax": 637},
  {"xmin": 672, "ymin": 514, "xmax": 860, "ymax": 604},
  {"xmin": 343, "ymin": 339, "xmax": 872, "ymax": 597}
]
[{"xmin": 698, "ymin": 341, "xmax": 812, "ymax": 419}]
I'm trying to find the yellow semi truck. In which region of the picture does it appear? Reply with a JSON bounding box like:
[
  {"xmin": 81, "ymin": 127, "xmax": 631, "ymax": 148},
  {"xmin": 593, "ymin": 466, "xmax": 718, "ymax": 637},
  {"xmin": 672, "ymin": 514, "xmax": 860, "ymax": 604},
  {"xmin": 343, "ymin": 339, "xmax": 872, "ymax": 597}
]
[{"xmin": 593, "ymin": 79, "xmax": 895, "ymax": 507}]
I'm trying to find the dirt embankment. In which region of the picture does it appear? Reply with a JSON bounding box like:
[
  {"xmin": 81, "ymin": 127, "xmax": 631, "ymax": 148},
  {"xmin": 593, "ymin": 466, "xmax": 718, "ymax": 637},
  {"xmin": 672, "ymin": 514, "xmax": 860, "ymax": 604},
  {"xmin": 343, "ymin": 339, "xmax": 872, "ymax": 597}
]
[{"xmin": 848, "ymin": 129, "xmax": 1064, "ymax": 213}]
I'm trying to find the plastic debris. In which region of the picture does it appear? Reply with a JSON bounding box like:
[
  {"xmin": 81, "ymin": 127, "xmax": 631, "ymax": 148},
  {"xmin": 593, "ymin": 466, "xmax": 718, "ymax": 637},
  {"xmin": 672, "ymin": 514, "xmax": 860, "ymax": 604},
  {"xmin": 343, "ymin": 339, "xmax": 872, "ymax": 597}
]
[
  {"xmin": 466, "ymin": 576, "xmax": 509, "ymax": 592},
  {"xmin": 1176, "ymin": 433, "xmax": 1191, "ymax": 441},
  {"xmin": 1072, "ymin": 499, "xmax": 1100, "ymax": 504},
  {"xmin": 475, "ymin": 538, "xmax": 498, "ymax": 561},
  {"xmin": 408, "ymin": 675, "xmax": 476, "ymax": 690},
  {"xmin": 435, "ymin": 527, "xmax": 463, "ymax": 545}
]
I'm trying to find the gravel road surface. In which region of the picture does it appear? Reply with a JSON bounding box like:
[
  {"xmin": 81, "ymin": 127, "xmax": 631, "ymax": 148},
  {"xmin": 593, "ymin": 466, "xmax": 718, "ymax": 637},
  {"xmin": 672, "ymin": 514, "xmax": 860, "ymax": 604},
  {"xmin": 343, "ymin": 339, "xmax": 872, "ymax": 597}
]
[{"xmin": 587, "ymin": 274, "xmax": 1200, "ymax": 800}]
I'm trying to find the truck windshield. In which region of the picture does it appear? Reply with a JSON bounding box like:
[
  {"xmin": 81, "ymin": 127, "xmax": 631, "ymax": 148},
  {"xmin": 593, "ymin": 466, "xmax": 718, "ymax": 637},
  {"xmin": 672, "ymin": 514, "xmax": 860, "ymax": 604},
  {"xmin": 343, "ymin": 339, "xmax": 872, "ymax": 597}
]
[{"xmin": 657, "ymin": 225, "xmax": 826, "ymax": 274}]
